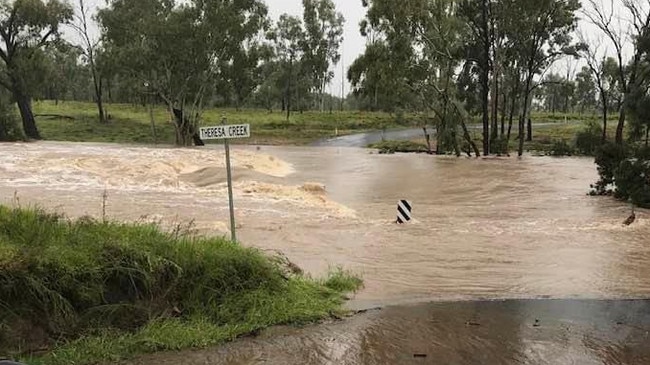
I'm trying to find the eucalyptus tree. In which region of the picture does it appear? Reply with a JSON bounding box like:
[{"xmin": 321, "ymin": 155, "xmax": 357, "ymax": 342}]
[
  {"xmin": 267, "ymin": 14, "xmax": 305, "ymax": 120},
  {"xmin": 301, "ymin": 0, "xmax": 344, "ymax": 111},
  {"xmin": 354, "ymin": 0, "xmax": 481, "ymax": 155},
  {"xmin": 98, "ymin": 0, "xmax": 268, "ymax": 145},
  {"xmin": 70, "ymin": 0, "xmax": 105, "ymax": 123},
  {"xmin": 498, "ymin": 0, "xmax": 581, "ymax": 155},
  {"xmin": 0, "ymin": 0, "xmax": 73, "ymax": 139},
  {"xmin": 584, "ymin": 0, "xmax": 650, "ymax": 145},
  {"xmin": 574, "ymin": 67, "xmax": 597, "ymax": 115}
]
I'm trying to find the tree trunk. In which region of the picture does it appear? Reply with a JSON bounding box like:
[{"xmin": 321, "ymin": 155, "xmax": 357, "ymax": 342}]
[
  {"xmin": 500, "ymin": 92, "xmax": 507, "ymax": 137},
  {"xmin": 451, "ymin": 128, "xmax": 461, "ymax": 157},
  {"xmin": 286, "ymin": 58, "xmax": 292, "ymax": 122},
  {"xmin": 507, "ymin": 104, "xmax": 515, "ymax": 141},
  {"xmin": 460, "ymin": 118, "xmax": 481, "ymax": 158},
  {"xmin": 480, "ymin": 0, "xmax": 490, "ymax": 156},
  {"xmin": 320, "ymin": 79, "xmax": 326, "ymax": 113},
  {"xmin": 491, "ymin": 80, "xmax": 499, "ymax": 147},
  {"xmin": 423, "ymin": 127, "xmax": 433, "ymax": 155},
  {"xmin": 92, "ymin": 73, "xmax": 105, "ymax": 123},
  {"xmin": 14, "ymin": 91, "xmax": 40, "ymax": 140},
  {"xmin": 519, "ymin": 79, "xmax": 533, "ymax": 157},
  {"xmin": 438, "ymin": 96, "xmax": 449, "ymax": 155},
  {"xmin": 96, "ymin": 94, "xmax": 106, "ymax": 124},
  {"xmin": 526, "ymin": 92, "xmax": 533, "ymax": 142},
  {"xmin": 481, "ymin": 80, "xmax": 490, "ymax": 155},
  {"xmin": 615, "ymin": 107, "xmax": 626, "ymax": 145},
  {"xmin": 601, "ymin": 92, "xmax": 608, "ymax": 143},
  {"xmin": 437, "ymin": 63, "xmax": 453, "ymax": 155},
  {"xmin": 149, "ymin": 99, "xmax": 157, "ymax": 145},
  {"xmin": 491, "ymin": 61, "xmax": 499, "ymax": 146}
]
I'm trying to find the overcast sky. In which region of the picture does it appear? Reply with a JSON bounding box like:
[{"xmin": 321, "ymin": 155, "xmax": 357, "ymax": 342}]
[
  {"xmin": 265, "ymin": 0, "xmax": 365, "ymax": 97},
  {"xmin": 74, "ymin": 0, "xmax": 638, "ymax": 95}
]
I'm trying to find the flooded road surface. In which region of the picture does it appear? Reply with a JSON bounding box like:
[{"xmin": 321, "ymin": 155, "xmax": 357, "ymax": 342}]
[
  {"xmin": 0, "ymin": 142, "xmax": 649, "ymax": 307},
  {"xmin": 125, "ymin": 299, "xmax": 650, "ymax": 365},
  {"xmin": 312, "ymin": 122, "xmax": 570, "ymax": 147},
  {"xmin": 2, "ymin": 141, "xmax": 650, "ymax": 364}
]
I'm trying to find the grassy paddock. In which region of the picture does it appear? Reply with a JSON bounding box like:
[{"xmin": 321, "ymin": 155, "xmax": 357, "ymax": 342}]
[
  {"xmin": 30, "ymin": 101, "xmax": 619, "ymax": 150},
  {"xmin": 0, "ymin": 205, "xmax": 362, "ymax": 365},
  {"xmin": 380, "ymin": 120, "xmax": 620, "ymax": 156},
  {"xmin": 33, "ymin": 101, "xmax": 415, "ymax": 145}
]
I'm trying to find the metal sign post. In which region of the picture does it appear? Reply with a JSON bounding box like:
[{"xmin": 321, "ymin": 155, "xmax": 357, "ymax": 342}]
[
  {"xmin": 222, "ymin": 118, "xmax": 237, "ymax": 242},
  {"xmin": 200, "ymin": 119, "xmax": 251, "ymax": 242}
]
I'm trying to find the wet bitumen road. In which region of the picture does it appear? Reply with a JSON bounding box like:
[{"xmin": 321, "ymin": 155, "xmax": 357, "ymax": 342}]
[
  {"xmin": 125, "ymin": 299, "xmax": 650, "ymax": 365},
  {"xmin": 311, "ymin": 127, "xmax": 434, "ymax": 148},
  {"xmin": 311, "ymin": 122, "xmax": 572, "ymax": 148}
]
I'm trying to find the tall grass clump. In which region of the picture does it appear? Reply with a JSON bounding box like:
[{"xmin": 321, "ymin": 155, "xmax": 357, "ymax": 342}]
[{"xmin": 0, "ymin": 206, "xmax": 362, "ymax": 364}]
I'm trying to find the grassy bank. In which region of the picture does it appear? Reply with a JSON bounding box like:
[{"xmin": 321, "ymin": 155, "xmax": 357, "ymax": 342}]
[
  {"xmin": 374, "ymin": 121, "xmax": 620, "ymax": 156},
  {"xmin": 34, "ymin": 101, "xmax": 616, "ymax": 145},
  {"xmin": 368, "ymin": 140, "xmax": 431, "ymax": 154},
  {"xmin": 33, "ymin": 101, "xmax": 413, "ymax": 145},
  {"xmin": 0, "ymin": 206, "xmax": 362, "ymax": 365}
]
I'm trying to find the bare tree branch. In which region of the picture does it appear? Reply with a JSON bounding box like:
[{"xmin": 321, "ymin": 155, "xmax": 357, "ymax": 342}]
[{"xmin": 583, "ymin": 0, "xmax": 628, "ymax": 90}]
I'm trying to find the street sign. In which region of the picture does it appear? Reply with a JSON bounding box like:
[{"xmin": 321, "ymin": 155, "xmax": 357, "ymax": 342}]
[
  {"xmin": 200, "ymin": 124, "xmax": 250, "ymax": 140},
  {"xmin": 202, "ymin": 119, "xmax": 251, "ymax": 242}
]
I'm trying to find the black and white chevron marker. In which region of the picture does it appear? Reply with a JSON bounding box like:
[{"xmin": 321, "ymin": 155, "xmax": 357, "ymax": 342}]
[{"xmin": 396, "ymin": 200, "xmax": 412, "ymax": 224}]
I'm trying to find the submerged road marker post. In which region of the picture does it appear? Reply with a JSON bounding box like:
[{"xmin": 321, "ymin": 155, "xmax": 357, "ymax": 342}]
[
  {"xmin": 199, "ymin": 118, "xmax": 251, "ymax": 242},
  {"xmin": 396, "ymin": 200, "xmax": 412, "ymax": 224}
]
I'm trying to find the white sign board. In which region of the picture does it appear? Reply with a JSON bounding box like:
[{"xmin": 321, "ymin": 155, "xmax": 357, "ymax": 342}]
[{"xmin": 200, "ymin": 124, "xmax": 250, "ymax": 140}]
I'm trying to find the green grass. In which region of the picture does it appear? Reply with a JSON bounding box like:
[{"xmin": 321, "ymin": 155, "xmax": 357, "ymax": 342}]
[
  {"xmin": 522, "ymin": 121, "xmax": 619, "ymax": 155},
  {"xmin": 529, "ymin": 111, "xmax": 620, "ymax": 123},
  {"xmin": 384, "ymin": 120, "xmax": 619, "ymax": 156},
  {"xmin": 0, "ymin": 205, "xmax": 362, "ymax": 365},
  {"xmin": 30, "ymin": 101, "xmax": 624, "ymax": 153},
  {"xmin": 368, "ymin": 140, "xmax": 430, "ymax": 154},
  {"xmin": 33, "ymin": 101, "xmax": 416, "ymax": 145}
]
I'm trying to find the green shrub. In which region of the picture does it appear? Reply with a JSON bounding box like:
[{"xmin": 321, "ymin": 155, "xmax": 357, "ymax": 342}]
[
  {"xmin": 590, "ymin": 143, "xmax": 650, "ymax": 207},
  {"xmin": 549, "ymin": 140, "xmax": 574, "ymax": 156},
  {"xmin": 368, "ymin": 140, "xmax": 429, "ymax": 154},
  {"xmin": 591, "ymin": 142, "xmax": 631, "ymax": 195},
  {"xmin": 0, "ymin": 100, "xmax": 23, "ymax": 141},
  {"xmin": 322, "ymin": 267, "xmax": 364, "ymax": 293},
  {"xmin": 491, "ymin": 137, "xmax": 509, "ymax": 155},
  {"xmin": 575, "ymin": 121, "xmax": 603, "ymax": 156},
  {"xmin": 613, "ymin": 157, "xmax": 650, "ymax": 208}
]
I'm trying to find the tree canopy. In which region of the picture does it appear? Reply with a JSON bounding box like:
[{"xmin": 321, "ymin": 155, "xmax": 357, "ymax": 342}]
[{"xmin": 1, "ymin": 0, "xmax": 649, "ymax": 154}]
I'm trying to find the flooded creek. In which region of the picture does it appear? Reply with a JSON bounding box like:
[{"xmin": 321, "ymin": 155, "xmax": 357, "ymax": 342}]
[{"xmin": 1, "ymin": 141, "xmax": 649, "ymax": 364}]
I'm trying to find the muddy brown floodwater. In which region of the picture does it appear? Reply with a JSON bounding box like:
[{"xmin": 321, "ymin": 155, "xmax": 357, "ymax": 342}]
[{"xmin": 1, "ymin": 141, "xmax": 649, "ymax": 364}]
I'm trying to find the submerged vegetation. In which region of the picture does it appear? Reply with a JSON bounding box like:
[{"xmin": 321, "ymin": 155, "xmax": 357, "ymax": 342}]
[
  {"xmin": 0, "ymin": 206, "xmax": 362, "ymax": 365},
  {"xmin": 591, "ymin": 144, "xmax": 650, "ymax": 208},
  {"xmin": 368, "ymin": 140, "xmax": 430, "ymax": 154}
]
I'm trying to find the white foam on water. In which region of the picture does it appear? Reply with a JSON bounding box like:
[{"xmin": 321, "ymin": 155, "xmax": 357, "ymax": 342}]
[{"xmin": 0, "ymin": 143, "xmax": 354, "ymax": 218}]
